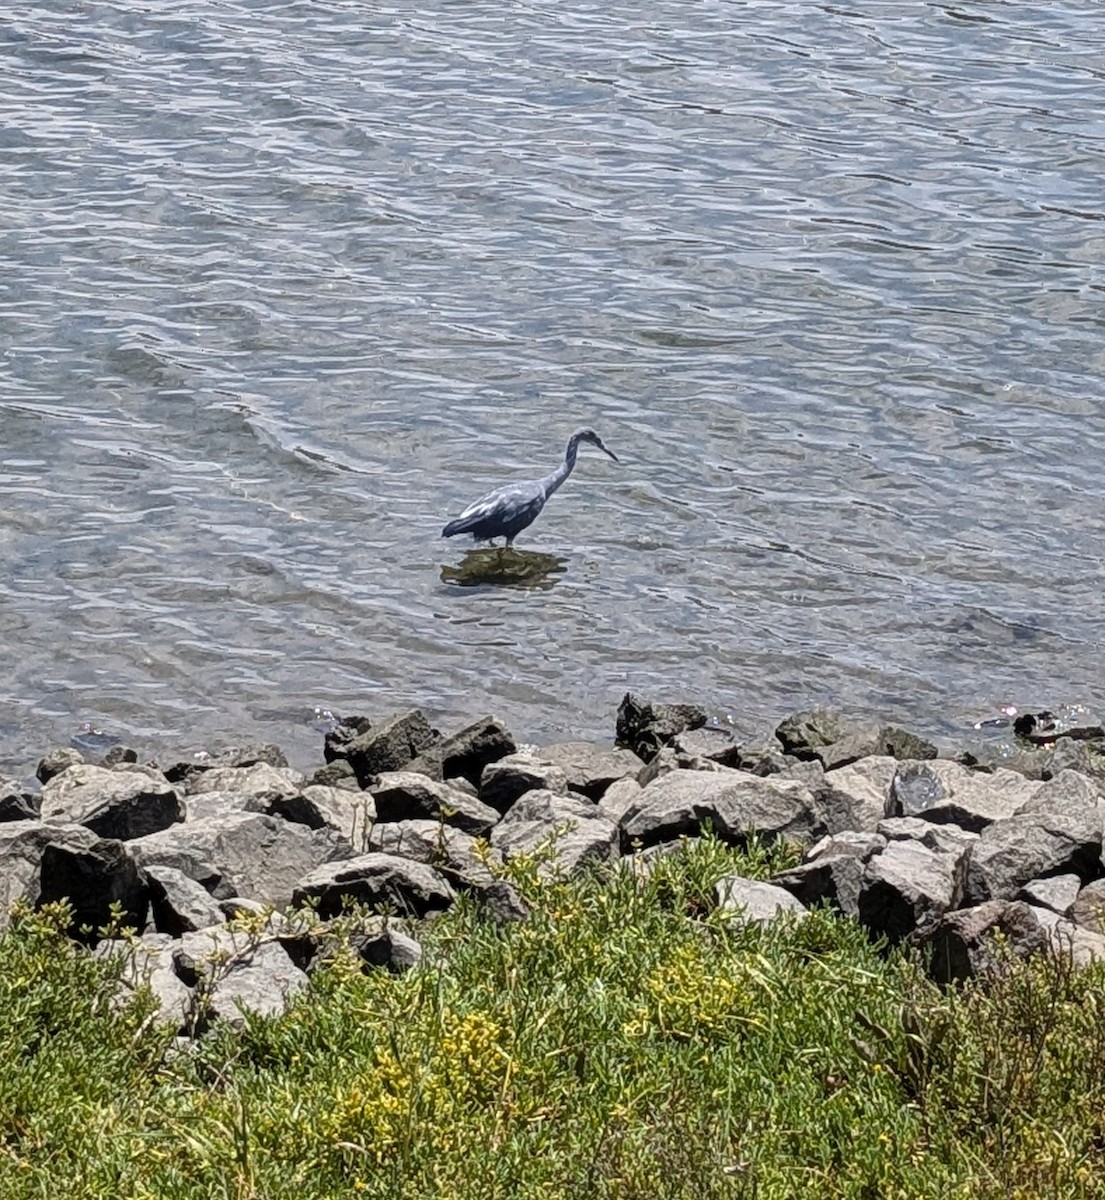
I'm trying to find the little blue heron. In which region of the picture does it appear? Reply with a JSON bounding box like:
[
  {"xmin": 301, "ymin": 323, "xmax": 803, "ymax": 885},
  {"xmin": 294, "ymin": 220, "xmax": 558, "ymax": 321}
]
[{"xmin": 442, "ymin": 427, "xmax": 619, "ymax": 547}]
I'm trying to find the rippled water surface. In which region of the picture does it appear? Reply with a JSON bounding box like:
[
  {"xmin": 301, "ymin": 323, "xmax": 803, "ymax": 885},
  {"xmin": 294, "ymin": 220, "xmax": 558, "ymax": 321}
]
[{"xmin": 2, "ymin": 0, "xmax": 1104, "ymax": 770}]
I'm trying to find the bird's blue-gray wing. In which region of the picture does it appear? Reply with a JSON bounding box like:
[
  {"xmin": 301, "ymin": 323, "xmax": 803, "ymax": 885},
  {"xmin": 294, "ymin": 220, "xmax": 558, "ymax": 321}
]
[{"xmin": 442, "ymin": 481, "xmax": 545, "ymax": 538}]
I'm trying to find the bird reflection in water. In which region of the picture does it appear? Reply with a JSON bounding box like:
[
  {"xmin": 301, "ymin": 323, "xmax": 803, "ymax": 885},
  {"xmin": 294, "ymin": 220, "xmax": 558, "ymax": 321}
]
[{"xmin": 440, "ymin": 547, "xmax": 567, "ymax": 590}]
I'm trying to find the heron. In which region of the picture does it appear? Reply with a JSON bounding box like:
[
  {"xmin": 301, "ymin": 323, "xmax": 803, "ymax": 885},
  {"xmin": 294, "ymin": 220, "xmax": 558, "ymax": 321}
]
[{"xmin": 442, "ymin": 427, "xmax": 619, "ymax": 547}]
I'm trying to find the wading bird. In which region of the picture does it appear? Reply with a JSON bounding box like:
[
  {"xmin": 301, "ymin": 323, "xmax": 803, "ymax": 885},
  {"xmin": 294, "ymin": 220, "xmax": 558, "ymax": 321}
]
[{"xmin": 442, "ymin": 427, "xmax": 619, "ymax": 547}]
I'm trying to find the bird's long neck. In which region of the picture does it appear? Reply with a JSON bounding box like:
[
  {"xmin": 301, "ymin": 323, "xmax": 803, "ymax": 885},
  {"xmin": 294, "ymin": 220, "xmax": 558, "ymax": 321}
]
[{"xmin": 540, "ymin": 434, "xmax": 581, "ymax": 498}]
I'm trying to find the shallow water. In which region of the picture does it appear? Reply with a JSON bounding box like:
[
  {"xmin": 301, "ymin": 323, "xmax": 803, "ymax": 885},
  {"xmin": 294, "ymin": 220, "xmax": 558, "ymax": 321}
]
[{"xmin": 2, "ymin": 1, "xmax": 1104, "ymax": 771}]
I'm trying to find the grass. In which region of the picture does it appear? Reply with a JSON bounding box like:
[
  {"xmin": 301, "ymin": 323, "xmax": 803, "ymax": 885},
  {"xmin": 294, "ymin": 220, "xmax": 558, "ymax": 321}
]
[{"xmin": 0, "ymin": 832, "xmax": 1104, "ymax": 1198}]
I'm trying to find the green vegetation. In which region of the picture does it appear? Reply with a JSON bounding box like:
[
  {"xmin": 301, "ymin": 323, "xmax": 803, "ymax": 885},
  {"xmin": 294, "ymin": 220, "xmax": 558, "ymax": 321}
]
[{"xmin": 1, "ymin": 834, "xmax": 1105, "ymax": 1199}]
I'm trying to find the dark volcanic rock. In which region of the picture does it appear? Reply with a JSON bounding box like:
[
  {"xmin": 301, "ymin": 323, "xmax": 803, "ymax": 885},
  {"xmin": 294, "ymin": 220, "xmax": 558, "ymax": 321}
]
[
  {"xmin": 292, "ymin": 852, "xmax": 456, "ymax": 919},
  {"xmin": 538, "ymin": 742, "xmax": 647, "ymax": 800},
  {"xmin": 40, "ymin": 764, "xmax": 184, "ymax": 841},
  {"xmin": 326, "ymin": 710, "xmax": 439, "ymax": 787},
  {"xmin": 130, "ymin": 813, "xmax": 352, "ymax": 908},
  {"xmin": 404, "ymin": 717, "xmax": 517, "ymax": 788},
  {"xmin": 619, "ymin": 768, "xmax": 825, "ymax": 853},
  {"xmin": 615, "ymin": 693, "xmax": 708, "ymax": 762},
  {"xmin": 479, "ymin": 754, "xmax": 569, "ymax": 815},
  {"xmin": 371, "ymin": 771, "xmax": 498, "ymax": 835},
  {"xmin": 38, "ymin": 837, "xmax": 147, "ymax": 940}
]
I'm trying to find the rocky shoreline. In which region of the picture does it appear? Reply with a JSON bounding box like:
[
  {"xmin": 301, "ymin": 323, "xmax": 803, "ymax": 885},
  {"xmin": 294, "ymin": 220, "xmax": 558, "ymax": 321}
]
[{"xmin": 3, "ymin": 695, "xmax": 1105, "ymax": 1035}]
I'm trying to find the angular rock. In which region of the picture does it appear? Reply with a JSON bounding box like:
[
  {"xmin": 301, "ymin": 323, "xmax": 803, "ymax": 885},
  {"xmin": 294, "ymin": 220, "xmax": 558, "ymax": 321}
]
[
  {"xmin": 820, "ymin": 757, "xmax": 899, "ymax": 831},
  {"xmin": 887, "ymin": 761, "xmax": 1040, "ymax": 832},
  {"xmin": 876, "ymin": 817, "xmax": 978, "ymax": 857},
  {"xmin": 888, "ymin": 763, "xmax": 947, "ymax": 818},
  {"xmin": 615, "ymin": 693, "xmax": 708, "ymax": 762},
  {"xmin": 1017, "ymin": 873, "xmax": 1081, "ymax": 916},
  {"xmin": 184, "ymin": 762, "xmax": 305, "ymax": 799},
  {"xmin": 715, "ymin": 876, "xmax": 808, "ymax": 923},
  {"xmin": 491, "ymin": 790, "xmax": 618, "ymax": 877},
  {"xmin": 920, "ymin": 899, "xmax": 1105, "ymax": 983},
  {"xmin": 371, "ymin": 771, "xmax": 498, "ymax": 835},
  {"xmin": 479, "ymin": 754, "xmax": 569, "ymax": 815},
  {"xmin": 0, "ymin": 779, "xmax": 39, "ymax": 822},
  {"xmin": 475, "ymin": 878, "xmax": 530, "ymax": 924},
  {"xmin": 305, "ymin": 758, "xmax": 360, "ymax": 790},
  {"xmin": 163, "ymin": 742, "xmax": 290, "ymax": 786},
  {"xmin": 369, "ymin": 819, "xmax": 499, "ymax": 889},
  {"xmin": 176, "ymin": 927, "xmax": 307, "ymax": 1025},
  {"xmin": 671, "ymin": 727, "xmax": 743, "ymax": 769},
  {"xmin": 1070, "ymin": 879, "xmax": 1105, "ymax": 933},
  {"xmin": 597, "ymin": 777, "xmax": 643, "ymax": 823},
  {"xmin": 38, "ymin": 836, "xmax": 147, "ymax": 940},
  {"xmin": 183, "ymin": 789, "xmax": 263, "ymax": 823},
  {"xmin": 326, "ymin": 710, "xmax": 439, "ymax": 787},
  {"xmin": 98, "ymin": 745, "xmax": 138, "ymax": 768},
  {"xmin": 963, "ymin": 778, "xmax": 1104, "ymax": 904},
  {"xmin": 37, "ymin": 747, "xmax": 85, "ymax": 784},
  {"xmin": 807, "ymin": 830, "xmax": 887, "ymax": 862},
  {"xmin": 857, "ymin": 841, "xmax": 968, "ymax": 943},
  {"xmin": 0, "ymin": 820, "xmax": 100, "ymax": 927},
  {"xmin": 144, "ymin": 864, "xmax": 226, "ymax": 936},
  {"xmin": 292, "ymin": 852, "xmax": 455, "ymax": 919},
  {"xmin": 266, "ymin": 784, "xmax": 376, "ymax": 850},
  {"xmin": 97, "ymin": 934, "xmax": 194, "ymax": 1032},
  {"xmin": 771, "ymin": 854, "xmax": 868, "ymax": 918},
  {"xmin": 538, "ymin": 742, "xmax": 647, "ymax": 799},
  {"xmin": 404, "ymin": 716, "xmax": 517, "ymax": 788},
  {"xmin": 619, "ymin": 768, "xmax": 826, "ymax": 853},
  {"xmin": 130, "ymin": 813, "xmax": 352, "ymax": 908},
  {"xmin": 774, "ymin": 709, "xmax": 851, "ymax": 758},
  {"xmin": 39, "ymin": 764, "xmax": 184, "ymax": 841}
]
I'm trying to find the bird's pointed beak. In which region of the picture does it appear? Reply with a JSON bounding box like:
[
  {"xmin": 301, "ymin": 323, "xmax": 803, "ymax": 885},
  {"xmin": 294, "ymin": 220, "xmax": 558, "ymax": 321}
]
[{"xmin": 599, "ymin": 440, "xmax": 619, "ymax": 463}]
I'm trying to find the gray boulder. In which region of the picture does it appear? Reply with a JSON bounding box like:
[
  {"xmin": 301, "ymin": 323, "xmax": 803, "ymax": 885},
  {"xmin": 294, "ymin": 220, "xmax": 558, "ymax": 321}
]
[
  {"xmin": 1070, "ymin": 879, "xmax": 1105, "ymax": 933},
  {"xmin": 0, "ymin": 820, "xmax": 101, "ymax": 927},
  {"xmin": 0, "ymin": 779, "xmax": 39, "ymax": 822},
  {"xmin": 327, "ymin": 710, "xmax": 440, "ymax": 787},
  {"xmin": 857, "ymin": 840, "xmax": 969, "ymax": 943},
  {"xmin": 130, "ymin": 812, "xmax": 352, "ymax": 908},
  {"xmin": 144, "ymin": 864, "xmax": 226, "ymax": 936},
  {"xmin": 97, "ymin": 934, "xmax": 194, "ymax": 1032},
  {"xmin": 292, "ymin": 852, "xmax": 456, "ymax": 919},
  {"xmin": 771, "ymin": 854, "xmax": 868, "ymax": 918},
  {"xmin": 920, "ymin": 900, "xmax": 1105, "ymax": 984},
  {"xmin": 40, "ymin": 764, "xmax": 183, "ymax": 841},
  {"xmin": 267, "ymin": 784, "xmax": 375, "ymax": 850},
  {"xmin": 615, "ymin": 693, "xmax": 708, "ymax": 761},
  {"xmin": 888, "ymin": 760, "xmax": 1041, "ymax": 831},
  {"xmin": 164, "ymin": 743, "xmax": 290, "ymax": 786},
  {"xmin": 184, "ymin": 762, "xmax": 305, "ymax": 799},
  {"xmin": 538, "ymin": 742, "xmax": 646, "ymax": 800},
  {"xmin": 670, "ymin": 727, "xmax": 743, "ymax": 769},
  {"xmin": 403, "ymin": 716, "xmax": 517, "ymax": 788},
  {"xmin": 176, "ymin": 927, "xmax": 307, "ymax": 1026},
  {"xmin": 820, "ymin": 757, "xmax": 899, "ymax": 831},
  {"xmin": 619, "ymin": 768, "xmax": 825, "ymax": 853},
  {"xmin": 597, "ymin": 777, "xmax": 643, "ymax": 823},
  {"xmin": 963, "ymin": 775, "xmax": 1104, "ymax": 904},
  {"xmin": 371, "ymin": 771, "xmax": 498, "ymax": 835},
  {"xmin": 715, "ymin": 876, "xmax": 808, "ymax": 924},
  {"xmin": 1017, "ymin": 873, "xmax": 1081, "ymax": 915},
  {"xmin": 876, "ymin": 817, "xmax": 978, "ymax": 857},
  {"xmin": 369, "ymin": 819, "xmax": 499, "ymax": 889},
  {"xmin": 479, "ymin": 754, "xmax": 569, "ymax": 815},
  {"xmin": 37, "ymin": 747, "xmax": 85, "ymax": 783},
  {"xmin": 491, "ymin": 790, "xmax": 618, "ymax": 877},
  {"xmin": 38, "ymin": 836, "xmax": 148, "ymax": 940}
]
